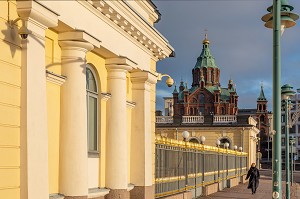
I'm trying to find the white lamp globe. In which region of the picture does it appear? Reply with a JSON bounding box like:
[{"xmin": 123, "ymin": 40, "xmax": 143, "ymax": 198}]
[
  {"xmin": 224, "ymin": 142, "xmax": 229, "ymax": 148},
  {"xmin": 200, "ymin": 136, "xmax": 206, "ymax": 143},
  {"xmin": 182, "ymin": 131, "xmax": 190, "ymax": 140}
]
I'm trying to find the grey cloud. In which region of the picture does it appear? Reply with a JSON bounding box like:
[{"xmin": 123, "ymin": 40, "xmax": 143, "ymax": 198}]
[{"xmin": 154, "ymin": 1, "xmax": 300, "ymax": 112}]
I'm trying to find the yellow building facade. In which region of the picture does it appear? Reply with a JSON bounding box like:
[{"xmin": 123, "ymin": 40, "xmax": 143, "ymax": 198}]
[
  {"xmin": 155, "ymin": 116, "xmax": 260, "ymax": 168},
  {"xmin": 0, "ymin": 1, "xmax": 173, "ymax": 199}
]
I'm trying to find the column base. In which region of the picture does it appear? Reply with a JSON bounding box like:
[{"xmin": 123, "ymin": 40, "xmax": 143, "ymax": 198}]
[
  {"xmin": 105, "ymin": 189, "xmax": 129, "ymax": 199},
  {"xmin": 130, "ymin": 185, "xmax": 154, "ymax": 199},
  {"xmin": 65, "ymin": 196, "xmax": 88, "ymax": 199}
]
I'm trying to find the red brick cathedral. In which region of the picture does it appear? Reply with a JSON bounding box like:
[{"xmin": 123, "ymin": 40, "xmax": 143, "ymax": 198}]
[{"xmin": 173, "ymin": 35, "xmax": 238, "ymax": 116}]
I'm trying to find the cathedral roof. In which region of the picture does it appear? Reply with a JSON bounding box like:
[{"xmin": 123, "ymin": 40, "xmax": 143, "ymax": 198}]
[
  {"xmin": 194, "ymin": 34, "xmax": 218, "ymax": 69},
  {"xmin": 176, "ymin": 85, "xmax": 233, "ymax": 102},
  {"xmin": 257, "ymin": 84, "xmax": 267, "ymax": 101}
]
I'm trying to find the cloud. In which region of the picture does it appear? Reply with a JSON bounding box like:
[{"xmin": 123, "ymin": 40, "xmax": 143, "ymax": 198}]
[{"xmin": 154, "ymin": 1, "xmax": 300, "ymax": 113}]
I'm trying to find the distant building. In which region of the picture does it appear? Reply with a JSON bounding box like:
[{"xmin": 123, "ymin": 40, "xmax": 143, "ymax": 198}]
[
  {"xmin": 164, "ymin": 97, "xmax": 173, "ymax": 116},
  {"xmin": 282, "ymin": 88, "xmax": 300, "ymax": 159},
  {"xmin": 172, "ymin": 34, "xmax": 238, "ymax": 116},
  {"xmin": 156, "ymin": 35, "xmax": 259, "ymax": 167}
]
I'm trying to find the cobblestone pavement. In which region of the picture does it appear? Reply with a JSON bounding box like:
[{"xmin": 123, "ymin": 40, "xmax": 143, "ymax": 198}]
[{"xmin": 200, "ymin": 169, "xmax": 300, "ymax": 199}]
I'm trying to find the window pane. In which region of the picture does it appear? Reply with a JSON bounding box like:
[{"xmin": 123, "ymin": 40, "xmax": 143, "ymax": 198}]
[
  {"xmin": 86, "ymin": 68, "xmax": 97, "ymax": 92},
  {"xmin": 88, "ymin": 96, "xmax": 97, "ymax": 151}
]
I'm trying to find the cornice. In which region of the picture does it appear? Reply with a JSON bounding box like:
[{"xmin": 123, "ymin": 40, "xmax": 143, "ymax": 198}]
[
  {"xmin": 126, "ymin": 101, "xmax": 136, "ymax": 109},
  {"xmin": 101, "ymin": 92, "xmax": 111, "ymax": 101},
  {"xmin": 46, "ymin": 70, "xmax": 66, "ymax": 86},
  {"xmin": 17, "ymin": 0, "xmax": 58, "ymax": 28},
  {"xmin": 84, "ymin": 0, "xmax": 173, "ymax": 60}
]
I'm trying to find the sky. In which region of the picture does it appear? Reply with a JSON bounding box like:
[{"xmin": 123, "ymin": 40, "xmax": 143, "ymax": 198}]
[{"xmin": 153, "ymin": 0, "xmax": 300, "ymax": 113}]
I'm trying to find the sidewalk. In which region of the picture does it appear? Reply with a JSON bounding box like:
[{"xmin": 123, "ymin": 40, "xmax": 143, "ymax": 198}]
[{"xmin": 200, "ymin": 170, "xmax": 300, "ymax": 199}]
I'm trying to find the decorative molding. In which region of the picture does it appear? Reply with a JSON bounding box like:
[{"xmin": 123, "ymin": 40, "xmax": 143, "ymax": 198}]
[
  {"xmin": 58, "ymin": 30, "xmax": 101, "ymax": 48},
  {"xmin": 88, "ymin": 187, "xmax": 110, "ymax": 198},
  {"xmin": 49, "ymin": 193, "xmax": 64, "ymax": 199},
  {"xmin": 101, "ymin": 92, "xmax": 111, "ymax": 101},
  {"xmin": 46, "ymin": 70, "xmax": 66, "ymax": 86},
  {"xmin": 83, "ymin": 0, "xmax": 173, "ymax": 60},
  {"xmin": 17, "ymin": 0, "xmax": 59, "ymax": 28},
  {"xmin": 127, "ymin": 183, "xmax": 135, "ymax": 191},
  {"xmin": 127, "ymin": 101, "xmax": 136, "ymax": 109}
]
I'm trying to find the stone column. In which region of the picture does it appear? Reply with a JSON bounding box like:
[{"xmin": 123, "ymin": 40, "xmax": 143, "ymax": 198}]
[
  {"xmin": 58, "ymin": 31, "xmax": 99, "ymax": 198},
  {"xmin": 105, "ymin": 58, "xmax": 134, "ymax": 199},
  {"xmin": 130, "ymin": 71, "xmax": 157, "ymax": 199},
  {"xmin": 17, "ymin": 1, "xmax": 58, "ymax": 199}
]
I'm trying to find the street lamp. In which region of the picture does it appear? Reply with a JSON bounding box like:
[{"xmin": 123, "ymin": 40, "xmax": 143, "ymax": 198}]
[
  {"xmin": 200, "ymin": 136, "xmax": 206, "ymax": 144},
  {"xmin": 182, "ymin": 131, "xmax": 190, "ymax": 190},
  {"xmin": 239, "ymin": 147, "xmax": 243, "ymax": 175},
  {"xmin": 262, "ymin": 1, "xmax": 298, "ymax": 198},
  {"xmin": 281, "ymin": 84, "xmax": 295, "ymax": 199},
  {"xmin": 289, "ymin": 137, "xmax": 296, "ymax": 186},
  {"xmin": 224, "ymin": 142, "xmax": 229, "ymax": 180},
  {"xmin": 234, "ymin": 145, "xmax": 237, "ymax": 176},
  {"xmin": 216, "ymin": 139, "xmax": 221, "ymax": 182}
]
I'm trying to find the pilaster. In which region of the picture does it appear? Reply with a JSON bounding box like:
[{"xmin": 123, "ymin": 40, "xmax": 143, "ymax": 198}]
[
  {"xmin": 58, "ymin": 31, "xmax": 97, "ymax": 198},
  {"xmin": 130, "ymin": 71, "xmax": 156, "ymax": 199},
  {"xmin": 17, "ymin": 1, "xmax": 58, "ymax": 199}
]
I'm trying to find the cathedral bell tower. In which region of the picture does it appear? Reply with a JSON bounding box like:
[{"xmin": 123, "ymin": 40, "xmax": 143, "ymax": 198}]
[
  {"xmin": 256, "ymin": 84, "xmax": 270, "ymax": 158},
  {"xmin": 192, "ymin": 34, "xmax": 220, "ymax": 88}
]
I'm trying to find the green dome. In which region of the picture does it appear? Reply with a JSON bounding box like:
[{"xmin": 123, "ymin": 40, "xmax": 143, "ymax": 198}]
[{"xmin": 194, "ymin": 35, "xmax": 218, "ymax": 69}]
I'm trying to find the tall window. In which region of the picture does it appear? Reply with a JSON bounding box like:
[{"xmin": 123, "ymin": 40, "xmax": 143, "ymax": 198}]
[
  {"xmin": 86, "ymin": 67, "xmax": 98, "ymax": 152},
  {"xmin": 200, "ymin": 94, "xmax": 205, "ymax": 104}
]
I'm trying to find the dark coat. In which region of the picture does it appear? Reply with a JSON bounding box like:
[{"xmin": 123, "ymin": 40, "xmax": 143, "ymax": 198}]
[{"xmin": 245, "ymin": 166, "xmax": 260, "ymax": 190}]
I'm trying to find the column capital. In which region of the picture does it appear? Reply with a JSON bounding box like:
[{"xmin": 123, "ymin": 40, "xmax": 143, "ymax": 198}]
[
  {"xmin": 58, "ymin": 40, "xmax": 94, "ymax": 52},
  {"xmin": 130, "ymin": 71, "xmax": 157, "ymax": 85},
  {"xmin": 106, "ymin": 57, "xmax": 136, "ymax": 72},
  {"xmin": 17, "ymin": 0, "xmax": 58, "ymax": 28},
  {"xmin": 58, "ymin": 31, "xmax": 101, "ymax": 48}
]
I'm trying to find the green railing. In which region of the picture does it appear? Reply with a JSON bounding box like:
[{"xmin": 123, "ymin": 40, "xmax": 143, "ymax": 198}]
[{"xmin": 155, "ymin": 136, "xmax": 248, "ymax": 198}]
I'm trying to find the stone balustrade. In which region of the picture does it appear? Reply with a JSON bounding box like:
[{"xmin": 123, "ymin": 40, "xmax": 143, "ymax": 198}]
[
  {"xmin": 213, "ymin": 115, "xmax": 237, "ymax": 124},
  {"xmin": 182, "ymin": 116, "xmax": 204, "ymax": 124},
  {"xmin": 156, "ymin": 116, "xmax": 173, "ymax": 123}
]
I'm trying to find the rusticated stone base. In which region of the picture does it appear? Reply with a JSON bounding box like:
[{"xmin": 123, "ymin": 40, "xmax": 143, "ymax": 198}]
[
  {"xmin": 160, "ymin": 191, "xmax": 192, "ymax": 199},
  {"xmin": 89, "ymin": 197, "xmax": 104, "ymax": 199},
  {"xmin": 105, "ymin": 189, "xmax": 129, "ymax": 199},
  {"xmin": 65, "ymin": 196, "xmax": 88, "ymax": 199},
  {"xmin": 130, "ymin": 185, "xmax": 154, "ymax": 199}
]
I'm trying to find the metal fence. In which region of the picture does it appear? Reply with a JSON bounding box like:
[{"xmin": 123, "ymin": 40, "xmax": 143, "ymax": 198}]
[{"xmin": 155, "ymin": 136, "xmax": 248, "ymax": 198}]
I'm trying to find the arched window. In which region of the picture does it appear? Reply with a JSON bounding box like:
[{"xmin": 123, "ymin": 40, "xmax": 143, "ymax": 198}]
[
  {"xmin": 86, "ymin": 67, "xmax": 98, "ymax": 152},
  {"xmin": 219, "ymin": 138, "xmax": 231, "ymax": 148},
  {"xmin": 260, "ymin": 115, "xmax": 265, "ymax": 123},
  {"xmin": 200, "ymin": 94, "xmax": 205, "ymax": 104},
  {"xmin": 189, "ymin": 138, "xmax": 200, "ymax": 144}
]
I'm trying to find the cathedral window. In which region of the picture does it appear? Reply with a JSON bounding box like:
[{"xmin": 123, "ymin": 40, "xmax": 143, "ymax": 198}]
[
  {"xmin": 86, "ymin": 67, "xmax": 99, "ymax": 153},
  {"xmin": 200, "ymin": 94, "xmax": 205, "ymax": 104}
]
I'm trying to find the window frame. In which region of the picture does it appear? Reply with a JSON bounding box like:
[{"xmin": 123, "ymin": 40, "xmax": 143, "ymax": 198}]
[{"xmin": 86, "ymin": 66, "xmax": 99, "ymax": 156}]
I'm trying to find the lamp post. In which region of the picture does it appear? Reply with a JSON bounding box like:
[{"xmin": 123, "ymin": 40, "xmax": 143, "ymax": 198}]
[
  {"xmin": 216, "ymin": 140, "xmax": 221, "ymax": 182},
  {"xmin": 281, "ymin": 84, "xmax": 295, "ymax": 199},
  {"xmin": 234, "ymin": 145, "xmax": 238, "ymax": 176},
  {"xmin": 224, "ymin": 142, "xmax": 229, "ymax": 180},
  {"xmin": 239, "ymin": 147, "xmax": 243, "ymax": 175},
  {"xmin": 200, "ymin": 136, "xmax": 206, "ymax": 184},
  {"xmin": 182, "ymin": 131, "xmax": 190, "ymax": 191},
  {"xmin": 289, "ymin": 137, "xmax": 296, "ymax": 186},
  {"xmin": 262, "ymin": 1, "xmax": 298, "ymax": 198}
]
